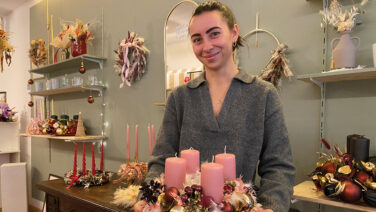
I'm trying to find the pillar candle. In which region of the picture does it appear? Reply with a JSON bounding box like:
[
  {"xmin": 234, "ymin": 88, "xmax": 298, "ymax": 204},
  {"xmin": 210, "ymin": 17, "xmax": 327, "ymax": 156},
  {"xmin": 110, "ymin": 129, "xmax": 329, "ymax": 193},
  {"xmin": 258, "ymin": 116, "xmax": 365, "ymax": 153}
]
[
  {"xmin": 148, "ymin": 124, "xmax": 152, "ymax": 155},
  {"xmin": 181, "ymin": 149, "xmax": 199, "ymax": 174},
  {"xmin": 92, "ymin": 142, "xmax": 96, "ymax": 175},
  {"xmin": 151, "ymin": 124, "xmax": 156, "ymax": 147},
  {"xmin": 215, "ymin": 153, "xmax": 236, "ymax": 181},
  {"xmin": 165, "ymin": 157, "xmax": 187, "ymax": 189},
  {"xmin": 201, "ymin": 162, "xmax": 224, "ymax": 203},
  {"xmin": 135, "ymin": 124, "xmax": 138, "ymax": 162},
  {"xmin": 100, "ymin": 141, "xmax": 103, "ymax": 171},
  {"xmin": 126, "ymin": 124, "xmax": 130, "ymax": 162},
  {"xmin": 82, "ymin": 142, "xmax": 86, "ymax": 174},
  {"xmin": 73, "ymin": 142, "xmax": 77, "ymax": 176}
]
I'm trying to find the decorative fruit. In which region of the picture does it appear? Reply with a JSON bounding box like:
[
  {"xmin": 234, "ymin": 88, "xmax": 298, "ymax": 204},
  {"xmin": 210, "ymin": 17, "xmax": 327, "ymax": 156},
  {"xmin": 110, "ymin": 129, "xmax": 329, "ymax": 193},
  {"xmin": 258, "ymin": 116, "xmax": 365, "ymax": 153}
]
[
  {"xmin": 28, "ymin": 79, "xmax": 34, "ymax": 84},
  {"xmin": 28, "ymin": 101, "xmax": 34, "ymax": 107},
  {"xmin": 340, "ymin": 181, "xmax": 361, "ymax": 203},
  {"xmin": 165, "ymin": 187, "xmax": 179, "ymax": 202},
  {"xmin": 88, "ymin": 96, "xmax": 94, "ymax": 103},
  {"xmin": 355, "ymin": 171, "xmax": 370, "ymax": 184},
  {"xmin": 323, "ymin": 184, "xmax": 337, "ymax": 197}
]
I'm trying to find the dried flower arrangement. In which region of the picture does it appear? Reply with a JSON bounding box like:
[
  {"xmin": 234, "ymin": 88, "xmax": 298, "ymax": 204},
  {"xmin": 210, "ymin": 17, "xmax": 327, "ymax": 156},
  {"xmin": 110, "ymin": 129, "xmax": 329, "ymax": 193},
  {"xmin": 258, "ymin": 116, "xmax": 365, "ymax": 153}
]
[
  {"xmin": 320, "ymin": 0, "xmax": 368, "ymax": 33},
  {"xmin": 51, "ymin": 23, "xmax": 73, "ymax": 62},
  {"xmin": 29, "ymin": 39, "xmax": 48, "ymax": 67},
  {"xmin": 67, "ymin": 19, "xmax": 93, "ymax": 43},
  {"xmin": 0, "ymin": 23, "xmax": 14, "ymax": 72},
  {"xmin": 0, "ymin": 102, "xmax": 17, "ymax": 122},
  {"xmin": 114, "ymin": 32, "xmax": 149, "ymax": 87}
]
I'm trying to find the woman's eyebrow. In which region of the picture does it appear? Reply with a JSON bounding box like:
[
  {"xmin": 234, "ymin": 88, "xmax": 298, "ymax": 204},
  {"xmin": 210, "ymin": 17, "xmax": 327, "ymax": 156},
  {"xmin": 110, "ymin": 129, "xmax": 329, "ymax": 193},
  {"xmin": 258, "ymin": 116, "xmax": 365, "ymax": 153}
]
[{"xmin": 190, "ymin": 26, "xmax": 221, "ymax": 39}]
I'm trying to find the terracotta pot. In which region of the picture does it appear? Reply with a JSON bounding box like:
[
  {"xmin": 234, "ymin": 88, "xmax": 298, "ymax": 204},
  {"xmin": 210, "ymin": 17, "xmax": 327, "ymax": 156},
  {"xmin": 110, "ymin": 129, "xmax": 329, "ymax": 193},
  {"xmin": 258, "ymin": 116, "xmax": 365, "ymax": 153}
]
[
  {"xmin": 71, "ymin": 40, "xmax": 87, "ymax": 57},
  {"xmin": 331, "ymin": 31, "xmax": 360, "ymax": 69}
]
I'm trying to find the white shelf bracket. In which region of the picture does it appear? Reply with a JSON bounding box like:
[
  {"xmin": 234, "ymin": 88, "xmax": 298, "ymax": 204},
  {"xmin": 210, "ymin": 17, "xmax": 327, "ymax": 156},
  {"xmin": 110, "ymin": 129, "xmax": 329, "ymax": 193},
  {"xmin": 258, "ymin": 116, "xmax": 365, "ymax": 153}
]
[
  {"xmin": 310, "ymin": 77, "xmax": 323, "ymax": 89},
  {"xmin": 82, "ymin": 56, "xmax": 104, "ymax": 69}
]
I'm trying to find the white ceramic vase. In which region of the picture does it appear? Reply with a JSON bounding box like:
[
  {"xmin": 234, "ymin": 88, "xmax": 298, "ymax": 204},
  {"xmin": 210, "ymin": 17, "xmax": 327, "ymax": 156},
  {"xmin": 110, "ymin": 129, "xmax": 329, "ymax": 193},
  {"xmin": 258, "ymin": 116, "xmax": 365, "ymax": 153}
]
[{"xmin": 331, "ymin": 31, "xmax": 360, "ymax": 69}]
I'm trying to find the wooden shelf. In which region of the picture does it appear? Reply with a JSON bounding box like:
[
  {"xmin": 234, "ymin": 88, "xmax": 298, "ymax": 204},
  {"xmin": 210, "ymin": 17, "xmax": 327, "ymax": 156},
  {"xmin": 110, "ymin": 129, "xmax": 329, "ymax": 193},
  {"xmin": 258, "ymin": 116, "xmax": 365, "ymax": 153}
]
[
  {"xmin": 0, "ymin": 149, "xmax": 20, "ymax": 155},
  {"xmin": 296, "ymin": 67, "xmax": 376, "ymax": 84},
  {"xmin": 293, "ymin": 181, "xmax": 376, "ymax": 212},
  {"xmin": 20, "ymin": 133, "xmax": 105, "ymax": 142},
  {"xmin": 29, "ymin": 54, "xmax": 106, "ymax": 75},
  {"xmin": 29, "ymin": 85, "xmax": 105, "ymax": 96}
]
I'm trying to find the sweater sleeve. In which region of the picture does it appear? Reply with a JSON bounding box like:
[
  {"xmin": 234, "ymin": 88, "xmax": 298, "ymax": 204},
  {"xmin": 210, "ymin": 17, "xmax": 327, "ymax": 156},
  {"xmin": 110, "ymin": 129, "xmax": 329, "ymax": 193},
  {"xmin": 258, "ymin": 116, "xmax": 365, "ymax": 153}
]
[
  {"xmin": 144, "ymin": 92, "xmax": 181, "ymax": 183},
  {"xmin": 257, "ymin": 86, "xmax": 296, "ymax": 212}
]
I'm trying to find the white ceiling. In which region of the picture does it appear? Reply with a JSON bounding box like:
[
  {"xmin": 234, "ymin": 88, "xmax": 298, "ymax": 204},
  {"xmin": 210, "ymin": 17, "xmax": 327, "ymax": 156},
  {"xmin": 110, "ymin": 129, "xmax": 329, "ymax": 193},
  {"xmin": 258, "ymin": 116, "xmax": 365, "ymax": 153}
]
[{"xmin": 0, "ymin": 0, "xmax": 32, "ymax": 16}]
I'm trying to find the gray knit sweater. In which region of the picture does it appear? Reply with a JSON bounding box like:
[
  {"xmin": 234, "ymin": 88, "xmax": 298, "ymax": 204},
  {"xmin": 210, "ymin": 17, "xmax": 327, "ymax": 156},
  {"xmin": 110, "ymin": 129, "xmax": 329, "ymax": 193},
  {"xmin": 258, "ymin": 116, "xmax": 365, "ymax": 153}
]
[{"xmin": 146, "ymin": 69, "xmax": 295, "ymax": 212}]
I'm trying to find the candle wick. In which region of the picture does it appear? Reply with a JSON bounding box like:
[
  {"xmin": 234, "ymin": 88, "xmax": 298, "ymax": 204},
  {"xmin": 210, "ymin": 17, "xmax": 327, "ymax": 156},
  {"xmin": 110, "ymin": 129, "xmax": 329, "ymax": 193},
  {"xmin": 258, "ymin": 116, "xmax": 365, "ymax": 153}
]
[
  {"xmin": 189, "ymin": 147, "xmax": 193, "ymax": 150},
  {"xmin": 175, "ymin": 152, "xmax": 178, "ymax": 157},
  {"xmin": 212, "ymin": 155, "xmax": 214, "ymax": 163},
  {"xmin": 224, "ymin": 145, "xmax": 226, "ymax": 154}
]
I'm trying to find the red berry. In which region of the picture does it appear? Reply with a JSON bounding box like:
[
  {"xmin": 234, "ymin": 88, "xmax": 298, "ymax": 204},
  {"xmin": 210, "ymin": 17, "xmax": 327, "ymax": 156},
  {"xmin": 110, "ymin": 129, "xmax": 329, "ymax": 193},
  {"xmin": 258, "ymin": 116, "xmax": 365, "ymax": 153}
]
[
  {"xmin": 192, "ymin": 184, "xmax": 202, "ymax": 192},
  {"xmin": 181, "ymin": 194, "xmax": 188, "ymax": 203},
  {"xmin": 184, "ymin": 186, "xmax": 193, "ymax": 196},
  {"xmin": 224, "ymin": 184, "xmax": 234, "ymax": 194},
  {"xmin": 200, "ymin": 195, "xmax": 213, "ymax": 208}
]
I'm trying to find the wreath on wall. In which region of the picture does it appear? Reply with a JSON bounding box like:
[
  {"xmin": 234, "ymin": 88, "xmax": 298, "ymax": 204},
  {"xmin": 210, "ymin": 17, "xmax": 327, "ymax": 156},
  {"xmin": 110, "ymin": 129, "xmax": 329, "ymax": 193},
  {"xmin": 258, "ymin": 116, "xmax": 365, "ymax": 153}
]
[
  {"xmin": 29, "ymin": 39, "xmax": 48, "ymax": 67},
  {"xmin": 114, "ymin": 32, "xmax": 150, "ymax": 88}
]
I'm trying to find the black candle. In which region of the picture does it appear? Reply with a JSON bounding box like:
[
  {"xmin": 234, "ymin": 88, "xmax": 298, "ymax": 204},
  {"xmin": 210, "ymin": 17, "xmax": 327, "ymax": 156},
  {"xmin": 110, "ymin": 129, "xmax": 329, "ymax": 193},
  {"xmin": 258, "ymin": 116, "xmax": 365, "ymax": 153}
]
[{"xmin": 348, "ymin": 134, "xmax": 370, "ymax": 162}]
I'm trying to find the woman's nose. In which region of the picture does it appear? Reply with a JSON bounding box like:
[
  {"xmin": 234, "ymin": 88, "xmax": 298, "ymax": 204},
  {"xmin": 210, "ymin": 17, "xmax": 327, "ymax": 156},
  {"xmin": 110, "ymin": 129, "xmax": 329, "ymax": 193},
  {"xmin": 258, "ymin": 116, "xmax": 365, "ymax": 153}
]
[{"xmin": 202, "ymin": 39, "xmax": 213, "ymax": 52}]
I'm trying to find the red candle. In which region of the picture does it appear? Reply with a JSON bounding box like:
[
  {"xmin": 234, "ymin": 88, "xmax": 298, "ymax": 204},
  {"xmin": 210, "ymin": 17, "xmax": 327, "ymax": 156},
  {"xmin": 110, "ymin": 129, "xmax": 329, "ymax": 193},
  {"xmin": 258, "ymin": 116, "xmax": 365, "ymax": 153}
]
[
  {"xmin": 126, "ymin": 124, "xmax": 130, "ymax": 162},
  {"xmin": 73, "ymin": 142, "xmax": 77, "ymax": 176},
  {"xmin": 135, "ymin": 124, "xmax": 138, "ymax": 162},
  {"xmin": 181, "ymin": 149, "xmax": 199, "ymax": 174},
  {"xmin": 215, "ymin": 153, "xmax": 236, "ymax": 181},
  {"xmin": 165, "ymin": 157, "xmax": 187, "ymax": 189},
  {"xmin": 82, "ymin": 142, "xmax": 86, "ymax": 174},
  {"xmin": 151, "ymin": 124, "xmax": 156, "ymax": 148},
  {"xmin": 148, "ymin": 124, "xmax": 152, "ymax": 155},
  {"xmin": 100, "ymin": 140, "xmax": 104, "ymax": 171},
  {"xmin": 201, "ymin": 162, "xmax": 224, "ymax": 203},
  {"xmin": 92, "ymin": 142, "xmax": 96, "ymax": 175}
]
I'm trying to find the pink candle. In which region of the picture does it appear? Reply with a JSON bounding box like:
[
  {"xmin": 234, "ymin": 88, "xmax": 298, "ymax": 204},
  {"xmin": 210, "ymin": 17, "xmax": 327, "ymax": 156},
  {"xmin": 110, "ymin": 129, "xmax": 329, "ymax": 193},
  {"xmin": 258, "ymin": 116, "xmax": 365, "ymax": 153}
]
[
  {"xmin": 126, "ymin": 124, "xmax": 130, "ymax": 162},
  {"xmin": 135, "ymin": 124, "xmax": 138, "ymax": 162},
  {"xmin": 73, "ymin": 143, "xmax": 77, "ymax": 176},
  {"xmin": 82, "ymin": 142, "xmax": 86, "ymax": 174},
  {"xmin": 92, "ymin": 142, "xmax": 96, "ymax": 175},
  {"xmin": 180, "ymin": 149, "xmax": 199, "ymax": 174},
  {"xmin": 148, "ymin": 124, "xmax": 152, "ymax": 155},
  {"xmin": 151, "ymin": 124, "xmax": 156, "ymax": 148},
  {"xmin": 215, "ymin": 153, "xmax": 236, "ymax": 181},
  {"xmin": 100, "ymin": 141, "xmax": 103, "ymax": 171},
  {"xmin": 165, "ymin": 157, "xmax": 187, "ymax": 189},
  {"xmin": 201, "ymin": 162, "xmax": 224, "ymax": 203}
]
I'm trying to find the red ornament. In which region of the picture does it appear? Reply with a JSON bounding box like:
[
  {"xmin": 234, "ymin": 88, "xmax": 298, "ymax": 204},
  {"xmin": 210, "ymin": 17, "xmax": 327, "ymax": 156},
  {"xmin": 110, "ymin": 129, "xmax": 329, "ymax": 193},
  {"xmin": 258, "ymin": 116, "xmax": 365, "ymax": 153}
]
[
  {"xmin": 88, "ymin": 96, "xmax": 94, "ymax": 103},
  {"xmin": 355, "ymin": 171, "xmax": 370, "ymax": 184},
  {"xmin": 28, "ymin": 79, "xmax": 34, "ymax": 85},
  {"xmin": 28, "ymin": 101, "xmax": 34, "ymax": 107},
  {"xmin": 165, "ymin": 187, "xmax": 179, "ymax": 202},
  {"xmin": 200, "ymin": 195, "xmax": 214, "ymax": 208},
  {"xmin": 184, "ymin": 76, "xmax": 190, "ymax": 82},
  {"xmin": 340, "ymin": 181, "xmax": 361, "ymax": 203},
  {"xmin": 79, "ymin": 61, "xmax": 86, "ymax": 74}
]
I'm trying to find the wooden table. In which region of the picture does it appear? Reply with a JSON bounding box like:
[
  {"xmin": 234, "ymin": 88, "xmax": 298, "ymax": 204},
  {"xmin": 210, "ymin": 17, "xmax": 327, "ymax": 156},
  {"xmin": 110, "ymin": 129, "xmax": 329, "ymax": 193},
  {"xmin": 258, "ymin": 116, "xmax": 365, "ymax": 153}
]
[
  {"xmin": 37, "ymin": 178, "xmax": 132, "ymax": 212},
  {"xmin": 293, "ymin": 181, "xmax": 376, "ymax": 212}
]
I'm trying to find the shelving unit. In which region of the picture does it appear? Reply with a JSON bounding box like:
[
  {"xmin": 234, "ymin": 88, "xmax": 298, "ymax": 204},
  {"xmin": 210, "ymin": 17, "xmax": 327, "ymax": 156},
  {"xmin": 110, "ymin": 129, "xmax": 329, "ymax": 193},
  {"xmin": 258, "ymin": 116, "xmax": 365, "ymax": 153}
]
[
  {"xmin": 29, "ymin": 55, "xmax": 106, "ymax": 74},
  {"xmin": 20, "ymin": 133, "xmax": 105, "ymax": 142},
  {"xmin": 29, "ymin": 85, "xmax": 105, "ymax": 96}
]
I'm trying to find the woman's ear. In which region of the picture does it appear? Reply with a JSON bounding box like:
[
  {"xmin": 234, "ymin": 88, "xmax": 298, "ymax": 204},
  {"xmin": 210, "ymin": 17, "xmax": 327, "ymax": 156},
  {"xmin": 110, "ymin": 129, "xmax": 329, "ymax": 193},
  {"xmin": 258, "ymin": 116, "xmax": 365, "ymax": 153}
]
[{"xmin": 232, "ymin": 24, "xmax": 239, "ymax": 43}]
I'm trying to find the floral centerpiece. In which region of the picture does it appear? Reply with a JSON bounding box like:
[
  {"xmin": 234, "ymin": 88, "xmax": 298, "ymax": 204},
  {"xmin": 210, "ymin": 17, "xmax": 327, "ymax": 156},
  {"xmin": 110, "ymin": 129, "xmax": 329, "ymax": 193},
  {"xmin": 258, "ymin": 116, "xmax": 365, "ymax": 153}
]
[
  {"xmin": 0, "ymin": 102, "xmax": 17, "ymax": 122},
  {"xmin": 50, "ymin": 23, "xmax": 74, "ymax": 62},
  {"xmin": 310, "ymin": 138, "xmax": 376, "ymax": 206}
]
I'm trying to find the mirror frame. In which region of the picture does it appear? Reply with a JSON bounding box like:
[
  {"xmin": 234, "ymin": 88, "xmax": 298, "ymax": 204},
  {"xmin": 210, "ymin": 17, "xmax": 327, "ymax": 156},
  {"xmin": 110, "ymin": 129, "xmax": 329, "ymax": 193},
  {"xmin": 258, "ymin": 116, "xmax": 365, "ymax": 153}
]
[{"xmin": 155, "ymin": 0, "xmax": 198, "ymax": 106}]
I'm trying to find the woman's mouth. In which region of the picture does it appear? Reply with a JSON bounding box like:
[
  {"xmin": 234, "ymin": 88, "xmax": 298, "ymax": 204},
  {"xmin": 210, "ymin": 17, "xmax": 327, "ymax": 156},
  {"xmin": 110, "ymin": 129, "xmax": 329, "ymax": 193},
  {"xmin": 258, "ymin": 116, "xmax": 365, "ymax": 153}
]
[{"xmin": 203, "ymin": 51, "xmax": 220, "ymax": 61}]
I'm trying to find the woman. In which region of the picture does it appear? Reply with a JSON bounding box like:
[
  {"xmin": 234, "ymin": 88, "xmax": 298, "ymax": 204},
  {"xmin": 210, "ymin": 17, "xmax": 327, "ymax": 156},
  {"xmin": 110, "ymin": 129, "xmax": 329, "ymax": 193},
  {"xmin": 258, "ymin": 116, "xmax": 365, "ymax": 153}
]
[{"xmin": 135, "ymin": 1, "xmax": 295, "ymax": 211}]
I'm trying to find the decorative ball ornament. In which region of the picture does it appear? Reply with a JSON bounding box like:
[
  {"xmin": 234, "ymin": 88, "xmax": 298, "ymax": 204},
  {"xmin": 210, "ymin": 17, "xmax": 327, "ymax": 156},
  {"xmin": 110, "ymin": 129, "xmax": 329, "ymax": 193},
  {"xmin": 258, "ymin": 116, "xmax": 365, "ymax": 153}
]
[
  {"xmin": 340, "ymin": 181, "xmax": 361, "ymax": 203},
  {"xmin": 170, "ymin": 205, "xmax": 184, "ymax": 212},
  {"xmin": 28, "ymin": 79, "xmax": 34, "ymax": 85},
  {"xmin": 355, "ymin": 171, "xmax": 370, "ymax": 184},
  {"xmin": 88, "ymin": 96, "xmax": 94, "ymax": 104},
  {"xmin": 165, "ymin": 187, "xmax": 179, "ymax": 202},
  {"xmin": 79, "ymin": 61, "xmax": 86, "ymax": 74},
  {"xmin": 28, "ymin": 101, "xmax": 34, "ymax": 107}
]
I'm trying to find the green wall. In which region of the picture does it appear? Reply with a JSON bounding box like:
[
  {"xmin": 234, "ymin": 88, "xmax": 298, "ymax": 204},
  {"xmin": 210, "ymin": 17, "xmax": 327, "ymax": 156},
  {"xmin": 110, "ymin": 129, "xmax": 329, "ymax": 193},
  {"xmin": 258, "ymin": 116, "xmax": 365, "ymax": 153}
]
[{"xmin": 30, "ymin": 1, "xmax": 376, "ymax": 211}]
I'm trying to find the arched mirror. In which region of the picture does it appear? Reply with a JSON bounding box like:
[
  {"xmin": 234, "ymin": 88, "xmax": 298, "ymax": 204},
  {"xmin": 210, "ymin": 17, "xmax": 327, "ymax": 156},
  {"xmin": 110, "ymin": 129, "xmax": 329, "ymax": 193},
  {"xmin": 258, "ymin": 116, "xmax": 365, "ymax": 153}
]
[{"xmin": 157, "ymin": 0, "xmax": 201, "ymax": 105}]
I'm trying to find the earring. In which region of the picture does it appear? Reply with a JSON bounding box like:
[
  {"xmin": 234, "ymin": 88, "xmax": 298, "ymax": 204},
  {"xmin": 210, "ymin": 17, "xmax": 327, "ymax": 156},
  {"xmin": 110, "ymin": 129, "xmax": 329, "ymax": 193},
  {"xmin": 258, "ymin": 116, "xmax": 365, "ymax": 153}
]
[{"xmin": 232, "ymin": 42, "xmax": 236, "ymax": 49}]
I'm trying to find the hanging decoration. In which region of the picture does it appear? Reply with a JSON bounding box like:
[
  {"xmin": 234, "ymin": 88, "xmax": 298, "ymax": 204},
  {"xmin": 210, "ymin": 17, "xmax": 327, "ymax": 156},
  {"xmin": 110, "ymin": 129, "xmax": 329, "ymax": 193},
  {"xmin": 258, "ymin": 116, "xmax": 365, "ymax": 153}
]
[
  {"xmin": 258, "ymin": 43, "xmax": 293, "ymax": 87},
  {"xmin": 114, "ymin": 31, "xmax": 150, "ymax": 87},
  {"xmin": 29, "ymin": 39, "xmax": 48, "ymax": 67},
  {"xmin": 0, "ymin": 23, "xmax": 14, "ymax": 73}
]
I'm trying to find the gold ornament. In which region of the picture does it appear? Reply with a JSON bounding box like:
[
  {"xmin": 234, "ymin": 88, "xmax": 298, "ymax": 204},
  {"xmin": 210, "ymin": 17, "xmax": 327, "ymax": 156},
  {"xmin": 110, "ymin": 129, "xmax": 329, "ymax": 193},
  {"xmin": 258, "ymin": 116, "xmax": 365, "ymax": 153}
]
[
  {"xmin": 88, "ymin": 96, "xmax": 94, "ymax": 104},
  {"xmin": 170, "ymin": 206, "xmax": 184, "ymax": 212},
  {"xmin": 79, "ymin": 61, "xmax": 86, "ymax": 74}
]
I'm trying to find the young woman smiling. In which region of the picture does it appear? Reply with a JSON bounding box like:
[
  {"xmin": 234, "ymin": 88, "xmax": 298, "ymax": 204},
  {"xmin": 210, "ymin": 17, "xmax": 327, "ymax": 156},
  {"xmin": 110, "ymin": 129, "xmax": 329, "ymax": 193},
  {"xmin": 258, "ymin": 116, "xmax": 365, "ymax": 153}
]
[{"xmin": 135, "ymin": 1, "xmax": 295, "ymax": 212}]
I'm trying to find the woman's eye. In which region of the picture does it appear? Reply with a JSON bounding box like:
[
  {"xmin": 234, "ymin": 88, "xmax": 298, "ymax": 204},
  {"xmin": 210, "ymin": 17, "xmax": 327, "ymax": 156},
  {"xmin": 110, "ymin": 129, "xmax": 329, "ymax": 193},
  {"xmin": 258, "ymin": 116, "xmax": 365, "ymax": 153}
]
[
  {"xmin": 192, "ymin": 38, "xmax": 201, "ymax": 44},
  {"xmin": 210, "ymin": 31, "xmax": 220, "ymax": 38}
]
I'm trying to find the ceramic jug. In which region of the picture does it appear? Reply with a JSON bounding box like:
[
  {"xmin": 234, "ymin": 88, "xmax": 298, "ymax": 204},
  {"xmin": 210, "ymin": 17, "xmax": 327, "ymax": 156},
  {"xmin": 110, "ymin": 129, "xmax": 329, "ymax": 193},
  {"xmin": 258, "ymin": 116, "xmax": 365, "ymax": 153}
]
[{"xmin": 331, "ymin": 31, "xmax": 360, "ymax": 69}]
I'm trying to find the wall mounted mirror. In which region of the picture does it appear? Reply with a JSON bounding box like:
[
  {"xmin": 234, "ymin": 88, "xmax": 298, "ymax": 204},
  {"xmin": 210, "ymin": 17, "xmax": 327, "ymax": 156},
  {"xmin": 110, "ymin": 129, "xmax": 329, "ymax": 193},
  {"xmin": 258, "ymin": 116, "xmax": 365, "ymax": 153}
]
[{"xmin": 156, "ymin": 0, "xmax": 201, "ymax": 106}]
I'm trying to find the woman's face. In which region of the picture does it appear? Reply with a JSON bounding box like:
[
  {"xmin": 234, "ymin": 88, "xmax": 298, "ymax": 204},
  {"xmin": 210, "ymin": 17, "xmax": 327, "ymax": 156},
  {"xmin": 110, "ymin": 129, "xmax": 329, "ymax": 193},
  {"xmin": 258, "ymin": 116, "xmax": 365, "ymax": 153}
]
[{"xmin": 189, "ymin": 10, "xmax": 238, "ymax": 71}]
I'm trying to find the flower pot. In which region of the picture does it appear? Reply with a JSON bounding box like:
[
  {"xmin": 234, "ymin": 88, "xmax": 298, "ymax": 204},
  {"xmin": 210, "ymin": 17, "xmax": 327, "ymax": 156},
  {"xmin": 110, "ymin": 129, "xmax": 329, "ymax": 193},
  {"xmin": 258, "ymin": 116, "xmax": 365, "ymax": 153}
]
[
  {"xmin": 71, "ymin": 40, "xmax": 87, "ymax": 57},
  {"xmin": 331, "ymin": 31, "xmax": 360, "ymax": 69}
]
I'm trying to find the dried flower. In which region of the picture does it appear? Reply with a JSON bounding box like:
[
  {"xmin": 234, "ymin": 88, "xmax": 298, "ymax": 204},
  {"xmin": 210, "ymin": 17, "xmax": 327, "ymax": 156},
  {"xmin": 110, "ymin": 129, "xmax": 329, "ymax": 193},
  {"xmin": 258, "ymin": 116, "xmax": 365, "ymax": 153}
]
[
  {"xmin": 320, "ymin": 0, "xmax": 367, "ymax": 32},
  {"xmin": 29, "ymin": 39, "xmax": 48, "ymax": 67},
  {"xmin": 0, "ymin": 20, "xmax": 14, "ymax": 72}
]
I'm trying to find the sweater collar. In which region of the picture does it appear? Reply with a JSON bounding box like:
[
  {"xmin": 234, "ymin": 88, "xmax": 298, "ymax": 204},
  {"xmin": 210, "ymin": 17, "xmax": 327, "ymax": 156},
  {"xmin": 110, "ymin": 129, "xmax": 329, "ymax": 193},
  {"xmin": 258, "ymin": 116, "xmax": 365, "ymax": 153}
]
[{"xmin": 187, "ymin": 69, "xmax": 255, "ymax": 88}]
